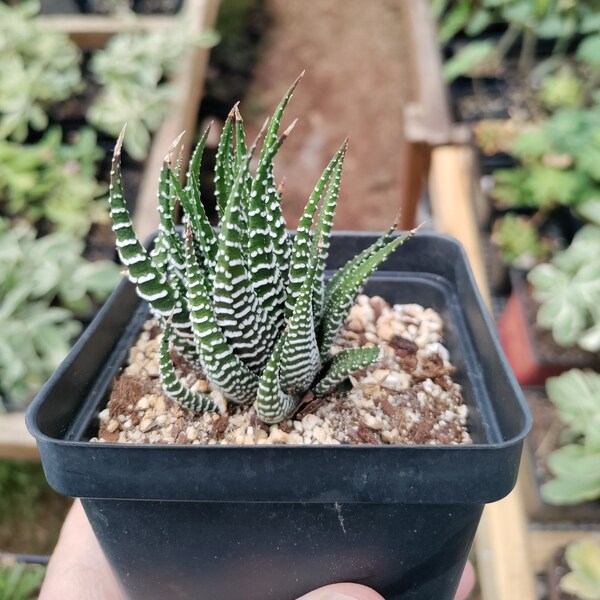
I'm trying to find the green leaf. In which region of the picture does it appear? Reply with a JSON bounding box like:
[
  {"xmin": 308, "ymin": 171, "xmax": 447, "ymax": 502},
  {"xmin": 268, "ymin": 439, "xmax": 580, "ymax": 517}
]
[
  {"xmin": 442, "ymin": 41, "xmax": 495, "ymax": 82},
  {"xmin": 315, "ymin": 347, "xmax": 380, "ymax": 396},
  {"xmin": 577, "ymin": 34, "xmax": 600, "ymax": 68},
  {"xmin": 560, "ymin": 540, "xmax": 600, "ymax": 600},
  {"xmin": 577, "ymin": 198, "xmax": 600, "ymax": 225}
]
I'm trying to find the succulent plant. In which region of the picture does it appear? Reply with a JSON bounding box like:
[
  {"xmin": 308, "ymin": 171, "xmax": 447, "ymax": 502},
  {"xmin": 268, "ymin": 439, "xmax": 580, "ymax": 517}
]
[
  {"xmin": 528, "ymin": 225, "xmax": 600, "ymax": 352},
  {"xmin": 0, "ymin": 0, "xmax": 82, "ymax": 142},
  {"xmin": 560, "ymin": 539, "xmax": 600, "ymax": 600},
  {"xmin": 88, "ymin": 28, "xmax": 219, "ymax": 160},
  {"xmin": 109, "ymin": 77, "xmax": 414, "ymax": 423},
  {"xmin": 541, "ymin": 369, "xmax": 600, "ymax": 506},
  {"xmin": 491, "ymin": 213, "xmax": 550, "ymax": 269},
  {"xmin": 0, "ymin": 218, "xmax": 121, "ymax": 407},
  {"xmin": 0, "ymin": 127, "xmax": 108, "ymax": 236}
]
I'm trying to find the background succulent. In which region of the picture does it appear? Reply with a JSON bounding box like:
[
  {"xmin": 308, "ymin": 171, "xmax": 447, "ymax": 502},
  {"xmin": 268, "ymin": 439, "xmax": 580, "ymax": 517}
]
[
  {"xmin": 0, "ymin": 0, "xmax": 82, "ymax": 142},
  {"xmin": 560, "ymin": 539, "xmax": 600, "ymax": 600},
  {"xmin": 528, "ymin": 225, "xmax": 600, "ymax": 352},
  {"xmin": 109, "ymin": 77, "xmax": 413, "ymax": 423},
  {"xmin": 541, "ymin": 369, "xmax": 600, "ymax": 506},
  {"xmin": 0, "ymin": 218, "xmax": 121, "ymax": 407}
]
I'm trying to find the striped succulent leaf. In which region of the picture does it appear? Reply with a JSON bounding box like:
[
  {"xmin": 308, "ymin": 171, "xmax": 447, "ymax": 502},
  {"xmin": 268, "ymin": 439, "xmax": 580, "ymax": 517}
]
[
  {"xmin": 319, "ymin": 229, "xmax": 418, "ymax": 359},
  {"xmin": 315, "ymin": 347, "xmax": 381, "ymax": 396},
  {"xmin": 109, "ymin": 79, "xmax": 414, "ymax": 424}
]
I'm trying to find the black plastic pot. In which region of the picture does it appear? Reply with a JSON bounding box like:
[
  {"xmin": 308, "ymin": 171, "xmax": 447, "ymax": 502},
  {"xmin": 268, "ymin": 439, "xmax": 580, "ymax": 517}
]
[{"xmin": 27, "ymin": 232, "xmax": 530, "ymax": 600}]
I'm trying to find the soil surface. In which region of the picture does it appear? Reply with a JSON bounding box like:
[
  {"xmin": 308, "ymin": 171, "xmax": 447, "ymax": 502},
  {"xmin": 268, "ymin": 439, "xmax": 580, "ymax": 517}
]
[
  {"xmin": 240, "ymin": 0, "xmax": 412, "ymax": 231},
  {"xmin": 96, "ymin": 296, "xmax": 471, "ymax": 446}
]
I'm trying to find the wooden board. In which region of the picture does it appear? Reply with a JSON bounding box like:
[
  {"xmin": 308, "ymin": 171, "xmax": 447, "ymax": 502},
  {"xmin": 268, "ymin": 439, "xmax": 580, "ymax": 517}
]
[
  {"xmin": 37, "ymin": 0, "xmax": 196, "ymax": 49},
  {"xmin": 399, "ymin": 0, "xmax": 470, "ymax": 229},
  {"xmin": 429, "ymin": 144, "xmax": 537, "ymax": 600},
  {"xmin": 0, "ymin": 413, "xmax": 38, "ymax": 461}
]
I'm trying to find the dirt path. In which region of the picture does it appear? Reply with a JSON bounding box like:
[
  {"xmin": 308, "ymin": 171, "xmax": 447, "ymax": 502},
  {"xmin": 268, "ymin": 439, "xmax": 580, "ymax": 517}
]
[{"xmin": 242, "ymin": 0, "xmax": 412, "ymax": 230}]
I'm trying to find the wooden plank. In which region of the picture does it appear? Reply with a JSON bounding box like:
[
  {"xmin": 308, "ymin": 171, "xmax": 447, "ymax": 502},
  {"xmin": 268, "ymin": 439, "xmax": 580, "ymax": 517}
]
[
  {"xmin": 475, "ymin": 481, "xmax": 537, "ymax": 600},
  {"xmin": 429, "ymin": 144, "xmax": 537, "ymax": 600},
  {"xmin": 38, "ymin": 14, "xmax": 177, "ymax": 49},
  {"xmin": 402, "ymin": 0, "xmax": 454, "ymax": 144},
  {"xmin": 133, "ymin": 0, "xmax": 220, "ymax": 240},
  {"xmin": 0, "ymin": 413, "xmax": 38, "ymax": 461},
  {"xmin": 428, "ymin": 145, "xmax": 491, "ymax": 307},
  {"xmin": 37, "ymin": 0, "xmax": 196, "ymax": 49},
  {"xmin": 400, "ymin": 1, "xmax": 470, "ymax": 229}
]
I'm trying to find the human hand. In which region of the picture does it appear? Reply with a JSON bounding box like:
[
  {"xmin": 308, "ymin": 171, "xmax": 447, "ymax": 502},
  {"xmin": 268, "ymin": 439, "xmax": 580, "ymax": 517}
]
[{"xmin": 41, "ymin": 501, "xmax": 474, "ymax": 600}]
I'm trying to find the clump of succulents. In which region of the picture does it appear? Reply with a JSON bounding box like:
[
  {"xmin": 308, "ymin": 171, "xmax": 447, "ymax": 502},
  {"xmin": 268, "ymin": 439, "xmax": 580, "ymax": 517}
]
[
  {"xmin": 88, "ymin": 27, "xmax": 219, "ymax": 160},
  {"xmin": 0, "ymin": 0, "xmax": 82, "ymax": 142},
  {"xmin": 528, "ymin": 225, "xmax": 600, "ymax": 353},
  {"xmin": 542, "ymin": 369, "xmax": 600, "ymax": 506},
  {"xmin": 0, "ymin": 218, "xmax": 121, "ymax": 407},
  {"xmin": 559, "ymin": 539, "xmax": 600, "ymax": 599},
  {"xmin": 109, "ymin": 77, "xmax": 414, "ymax": 423}
]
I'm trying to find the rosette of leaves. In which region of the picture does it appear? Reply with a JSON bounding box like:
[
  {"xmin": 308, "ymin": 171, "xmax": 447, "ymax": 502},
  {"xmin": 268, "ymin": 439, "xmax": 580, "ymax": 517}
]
[
  {"xmin": 109, "ymin": 77, "xmax": 414, "ymax": 423},
  {"xmin": 0, "ymin": 0, "xmax": 82, "ymax": 142},
  {"xmin": 560, "ymin": 539, "xmax": 600, "ymax": 600},
  {"xmin": 491, "ymin": 104, "xmax": 600, "ymax": 220},
  {"xmin": 528, "ymin": 225, "xmax": 600, "ymax": 352},
  {"xmin": 88, "ymin": 28, "xmax": 219, "ymax": 160},
  {"xmin": 0, "ymin": 128, "xmax": 107, "ymax": 236},
  {"xmin": 541, "ymin": 370, "xmax": 600, "ymax": 506},
  {"xmin": 491, "ymin": 214, "xmax": 550, "ymax": 269},
  {"xmin": 0, "ymin": 218, "xmax": 121, "ymax": 407}
]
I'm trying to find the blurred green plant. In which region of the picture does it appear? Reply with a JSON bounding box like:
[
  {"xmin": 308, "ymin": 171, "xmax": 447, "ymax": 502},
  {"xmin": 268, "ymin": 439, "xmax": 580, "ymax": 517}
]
[
  {"xmin": 0, "ymin": 218, "xmax": 121, "ymax": 406},
  {"xmin": 436, "ymin": 0, "xmax": 600, "ymax": 81},
  {"xmin": 528, "ymin": 225, "xmax": 600, "ymax": 352},
  {"xmin": 0, "ymin": 0, "xmax": 82, "ymax": 142},
  {"xmin": 491, "ymin": 104, "xmax": 600, "ymax": 218},
  {"xmin": 0, "ymin": 128, "xmax": 107, "ymax": 236},
  {"xmin": 88, "ymin": 28, "xmax": 219, "ymax": 160},
  {"xmin": 0, "ymin": 560, "xmax": 45, "ymax": 600},
  {"xmin": 491, "ymin": 213, "xmax": 550, "ymax": 269},
  {"xmin": 560, "ymin": 539, "xmax": 600, "ymax": 600},
  {"xmin": 542, "ymin": 370, "xmax": 600, "ymax": 506}
]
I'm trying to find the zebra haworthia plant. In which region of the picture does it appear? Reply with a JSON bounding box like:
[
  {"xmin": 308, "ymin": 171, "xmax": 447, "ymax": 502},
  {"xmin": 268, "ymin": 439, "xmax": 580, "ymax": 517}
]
[{"xmin": 109, "ymin": 76, "xmax": 415, "ymax": 424}]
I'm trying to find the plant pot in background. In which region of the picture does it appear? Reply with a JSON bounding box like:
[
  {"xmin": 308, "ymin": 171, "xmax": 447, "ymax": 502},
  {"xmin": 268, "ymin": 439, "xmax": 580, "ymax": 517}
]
[
  {"xmin": 521, "ymin": 387, "xmax": 600, "ymax": 524},
  {"xmin": 498, "ymin": 270, "xmax": 600, "ymax": 386},
  {"xmin": 27, "ymin": 232, "xmax": 530, "ymax": 600}
]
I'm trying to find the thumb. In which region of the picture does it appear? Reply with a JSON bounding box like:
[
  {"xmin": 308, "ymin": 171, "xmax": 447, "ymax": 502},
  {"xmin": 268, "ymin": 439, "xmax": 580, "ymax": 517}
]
[{"xmin": 296, "ymin": 583, "xmax": 384, "ymax": 600}]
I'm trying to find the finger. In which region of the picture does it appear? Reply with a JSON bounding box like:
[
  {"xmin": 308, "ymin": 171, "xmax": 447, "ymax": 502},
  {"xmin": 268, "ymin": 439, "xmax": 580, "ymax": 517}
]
[
  {"xmin": 455, "ymin": 561, "xmax": 475, "ymax": 600},
  {"xmin": 39, "ymin": 500, "xmax": 123, "ymax": 600},
  {"xmin": 296, "ymin": 582, "xmax": 385, "ymax": 600}
]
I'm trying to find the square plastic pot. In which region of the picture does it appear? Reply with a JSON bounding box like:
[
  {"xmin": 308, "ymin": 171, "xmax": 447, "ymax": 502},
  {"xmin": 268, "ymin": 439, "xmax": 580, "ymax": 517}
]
[{"xmin": 27, "ymin": 232, "xmax": 530, "ymax": 600}]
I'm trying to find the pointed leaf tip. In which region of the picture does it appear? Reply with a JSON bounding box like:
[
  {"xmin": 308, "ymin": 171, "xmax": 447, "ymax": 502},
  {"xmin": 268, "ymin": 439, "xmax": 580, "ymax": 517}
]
[
  {"xmin": 164, "ymin": 131, "xmax": 186, "ymax": 164},
  {"xmin": 282, "ymin": 117, "xmax": 299, "ymax": 139},
  {"xmin": 114, "ymin": 125, "xmax": 127, "ymax": 157},
  {"xmin": 233, "ymin": 104, "xmax": 243, "ymax": 122},
  {"xmin": 228, "ymin": 101, "xmax": 241, "ymax": 119}
]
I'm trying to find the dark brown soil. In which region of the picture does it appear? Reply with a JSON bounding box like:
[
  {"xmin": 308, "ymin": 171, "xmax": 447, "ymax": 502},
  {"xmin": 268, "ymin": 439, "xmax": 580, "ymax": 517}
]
[
  {"xmin": 98, "ymin": 298, "xmax": 471, "ymax": 446},
  {"xmin": 240, "ymin": 0, "xmax": 413, "ymax": 231}
]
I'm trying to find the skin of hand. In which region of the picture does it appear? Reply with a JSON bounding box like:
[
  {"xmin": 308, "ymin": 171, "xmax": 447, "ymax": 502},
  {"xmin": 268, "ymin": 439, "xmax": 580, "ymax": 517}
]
[{"xmin": 40, "ymin": 501, "xmax": 475, "ymax": 600}]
